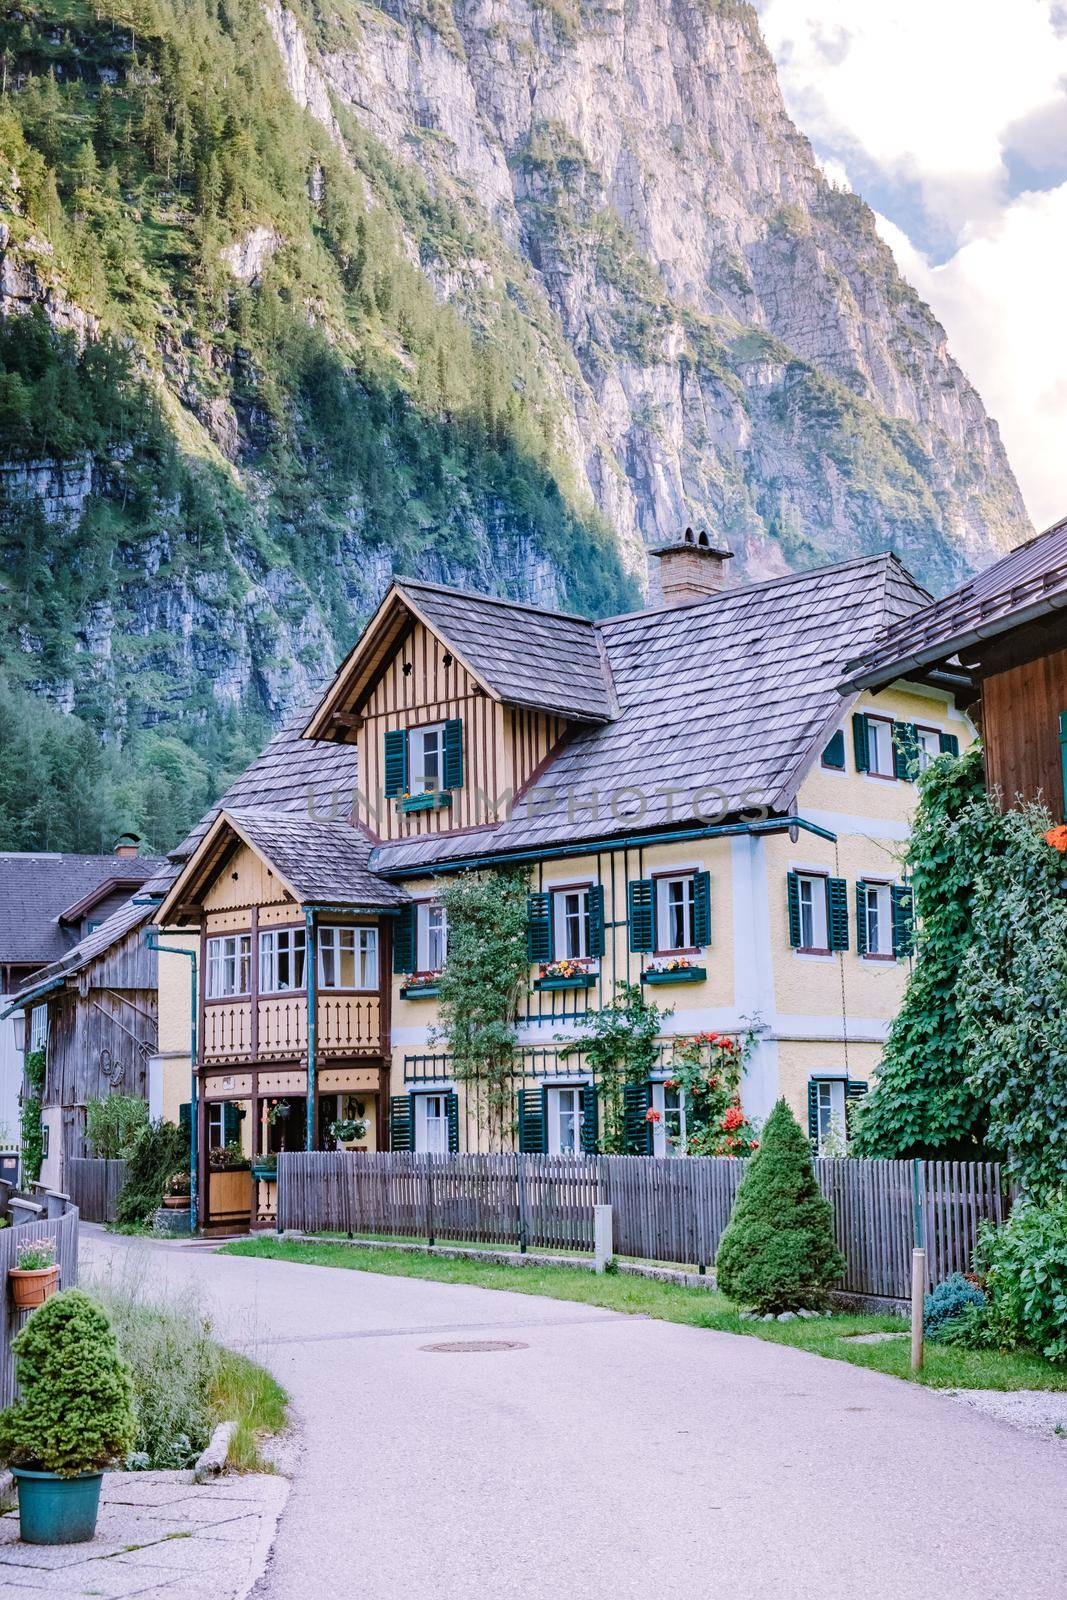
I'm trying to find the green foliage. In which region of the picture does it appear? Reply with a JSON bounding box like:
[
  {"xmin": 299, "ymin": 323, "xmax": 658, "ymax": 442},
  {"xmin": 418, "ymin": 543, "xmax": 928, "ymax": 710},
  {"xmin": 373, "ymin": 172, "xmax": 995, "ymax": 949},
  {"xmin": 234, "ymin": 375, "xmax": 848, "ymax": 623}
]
[
  {"xmin": 977, "ymin": 1202, "xmax": 1067, "ymax": 1364},
  {"xmin": 716, "ymin": 1099, "xmax": 845, "ymax": 1312},
  {"xmin": 0, "ymin": 1289, "xmax": 136, "ymax": 1476},
  {"xmin": 665, "ymin": 1031, "xmax": 758, "ymax": 1156},
  {"xmin": 853, "ymin": 746, "xmax": 992, "ymax": 1159},
  {"xmin": 923, "ymin": 1273, "xmax": 986, "ymax": 1342},
  {"xmin": 563, "ymin": 982, "xmax": 666, "ymax": 1153},
  {"xmin": 116, "ymin": 1119, "xmax": 187, "ymax": 1225},
  {"xmin": 85, "ymin": 1095, "xmax": 149, "ymax": 1160},
  {"xmin": 20, "ymin": 1047, "xmax": 46, "ymax": 1184},
  {"xmin": 434, "ymin": 872, "xmax": 530, "ymax": 1147}
]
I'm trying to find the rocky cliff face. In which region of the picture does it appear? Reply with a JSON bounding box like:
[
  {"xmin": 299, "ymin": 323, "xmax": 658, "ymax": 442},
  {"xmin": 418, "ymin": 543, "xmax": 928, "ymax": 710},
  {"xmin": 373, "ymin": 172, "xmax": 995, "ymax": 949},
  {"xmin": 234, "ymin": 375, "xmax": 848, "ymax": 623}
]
[
  {"xmin": 0, "ymin": 0, "xmax": 1030, "ymax": 847},
  {"xmin": 277, "ymin": 0, "xmax": 1028, "ymax": 585}
]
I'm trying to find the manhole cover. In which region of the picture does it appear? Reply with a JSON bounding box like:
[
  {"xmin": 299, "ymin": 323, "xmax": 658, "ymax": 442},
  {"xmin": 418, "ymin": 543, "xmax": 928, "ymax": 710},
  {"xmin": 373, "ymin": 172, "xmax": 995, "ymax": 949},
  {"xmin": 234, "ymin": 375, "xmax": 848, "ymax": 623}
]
[{"xmin": 419, "ymin": 1339, "xmax": 527, "ymax": 1353}]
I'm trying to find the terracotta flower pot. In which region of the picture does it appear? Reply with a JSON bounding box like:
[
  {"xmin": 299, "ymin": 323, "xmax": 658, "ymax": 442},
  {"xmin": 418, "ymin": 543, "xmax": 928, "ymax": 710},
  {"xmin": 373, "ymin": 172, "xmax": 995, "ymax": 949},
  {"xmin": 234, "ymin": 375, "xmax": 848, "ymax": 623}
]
[
  {"xmin": 10, "ymin": 1265, "xmax": 60, "ymax": 1310},
  {"xmin": 162, "ymin": 1194, "xmax": 190, "ymax": 1209}
]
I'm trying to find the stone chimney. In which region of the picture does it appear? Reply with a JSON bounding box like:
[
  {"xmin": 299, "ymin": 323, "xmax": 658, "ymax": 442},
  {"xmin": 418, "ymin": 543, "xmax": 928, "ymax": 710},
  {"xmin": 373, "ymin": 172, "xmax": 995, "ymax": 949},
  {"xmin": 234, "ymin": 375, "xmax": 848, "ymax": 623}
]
[
  {"xmin": 113, "ymin": 833, "xmax": 141, "ymax": 859},
  {"xmin": 648, "ymin": 527, "xmax": 734, "ymax": 607}
]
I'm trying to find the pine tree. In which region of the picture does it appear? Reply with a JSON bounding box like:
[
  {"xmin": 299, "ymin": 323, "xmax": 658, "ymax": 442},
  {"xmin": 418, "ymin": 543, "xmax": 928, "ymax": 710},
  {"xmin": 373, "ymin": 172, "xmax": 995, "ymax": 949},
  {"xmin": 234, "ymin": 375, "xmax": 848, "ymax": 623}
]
[{"xmin": 716, "ymin": 1099, "xmax": 845, "ymax": 1312}]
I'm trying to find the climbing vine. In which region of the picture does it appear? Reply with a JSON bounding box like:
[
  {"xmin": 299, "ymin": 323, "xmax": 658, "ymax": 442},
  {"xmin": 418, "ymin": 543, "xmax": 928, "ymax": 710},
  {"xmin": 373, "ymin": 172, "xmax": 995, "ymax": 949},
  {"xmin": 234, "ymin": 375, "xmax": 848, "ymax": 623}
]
[
  {"xmin": 663, "ymin": 1031, "xmax": 759, "ymax": 1156},
  {"xmin": 563, "ymin": 983, "xmax": 667, "ymax": 1153},
  {"xmin": 20, "ymin": 1047, "xmax": 46, "ymax": 1184},
  {"xmin": 433, "ymin": 872, "xmax": 529, "ymax": 1149}
]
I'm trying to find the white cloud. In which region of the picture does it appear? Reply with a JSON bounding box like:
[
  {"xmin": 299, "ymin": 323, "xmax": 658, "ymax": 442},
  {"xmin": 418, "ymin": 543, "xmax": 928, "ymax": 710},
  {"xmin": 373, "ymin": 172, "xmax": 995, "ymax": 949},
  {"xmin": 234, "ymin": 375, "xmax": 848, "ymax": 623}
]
[{"xmin": 755, "ymin": 0, "xmax": 1067, "ymax": 530}]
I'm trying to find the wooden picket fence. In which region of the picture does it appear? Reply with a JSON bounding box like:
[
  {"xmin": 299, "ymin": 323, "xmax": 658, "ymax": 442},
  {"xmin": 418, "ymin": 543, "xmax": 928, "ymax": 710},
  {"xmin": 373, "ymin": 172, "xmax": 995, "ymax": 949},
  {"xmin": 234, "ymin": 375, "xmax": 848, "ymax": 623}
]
[
  {"xmin": 0, "ymin": 1184, "xmax": 80, "ymax": 1407},
  {"xmin": 277, "ymin": 1152, "xmax": 1009, "ymax": 1301},
  {"xmin": 67, "ymin": 1157, "xmax": 128, "ymax": 1224}
]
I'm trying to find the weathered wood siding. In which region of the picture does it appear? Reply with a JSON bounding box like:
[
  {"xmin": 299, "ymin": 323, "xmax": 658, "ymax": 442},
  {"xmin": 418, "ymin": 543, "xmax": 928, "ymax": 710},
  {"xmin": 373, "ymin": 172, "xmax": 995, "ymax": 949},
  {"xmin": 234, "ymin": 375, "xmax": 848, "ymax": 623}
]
[
  {"xmin": 982, "ymin": 642, "xmax": 1067, "ymax": 816},
  {"xmin": 67, "ymin": 1157, "xmax": 127, "ymax": 1223}
]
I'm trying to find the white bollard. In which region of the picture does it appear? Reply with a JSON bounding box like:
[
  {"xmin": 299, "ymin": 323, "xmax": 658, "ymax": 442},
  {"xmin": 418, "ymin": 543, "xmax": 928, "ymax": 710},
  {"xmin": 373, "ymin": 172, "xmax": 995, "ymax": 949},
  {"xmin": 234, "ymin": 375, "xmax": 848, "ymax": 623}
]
[
  {"xmin": 593, "ymin": 1204, "xmax": 614, "ymax": 1274},
  {"xmin": 911, "ymin": 1247, "xmax": 926, "ymax": 1372}
]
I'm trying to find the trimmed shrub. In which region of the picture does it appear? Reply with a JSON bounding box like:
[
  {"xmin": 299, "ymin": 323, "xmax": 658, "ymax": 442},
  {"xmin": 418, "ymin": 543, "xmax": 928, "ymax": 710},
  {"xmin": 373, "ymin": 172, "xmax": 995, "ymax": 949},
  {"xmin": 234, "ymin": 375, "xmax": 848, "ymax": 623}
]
[
  {"xmin": 0, "ymin": 1290, "xmax": 136, "ymax": 1476},
  {"xmin": 924, "ymin": 1273, "xmax": 986, "ymax": 1342},
  {"xmin": 116, "ymin": 1118, "xmax": 187, "ymax": 1225},
  {"xmin": 716, "ymin": 1099, "xmax": 845, "ymax": 1312},
  {"xmin": 978, "ymin": 1200, "xmax": 1067, "ymax": 1364}
]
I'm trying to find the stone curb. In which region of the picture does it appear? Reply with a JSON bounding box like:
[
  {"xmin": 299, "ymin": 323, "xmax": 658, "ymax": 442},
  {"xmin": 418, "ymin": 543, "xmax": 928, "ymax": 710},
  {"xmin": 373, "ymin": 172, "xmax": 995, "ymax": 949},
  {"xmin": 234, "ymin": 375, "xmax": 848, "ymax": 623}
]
[{"xmin": 234, "ymin": 1474, "xmax": 290, "ymax": 1600}]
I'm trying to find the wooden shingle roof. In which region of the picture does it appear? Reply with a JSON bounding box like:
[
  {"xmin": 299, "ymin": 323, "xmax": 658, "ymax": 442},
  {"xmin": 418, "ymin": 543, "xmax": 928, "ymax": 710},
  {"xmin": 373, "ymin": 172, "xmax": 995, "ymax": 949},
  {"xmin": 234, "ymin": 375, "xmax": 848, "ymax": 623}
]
[
  {"xmin": 0, "ymin": 854, "xmax": 166, "ymax": 966},
  {"xmin": 843, "ymin": 517, "xmax": 1065, "ymax": 690},
  {"xmin": 223, "ymin": 811, "xmax": 407, "ymax": 907},
  {"xmin": 370, "ymin": 553, "xmax": 930, "ymax": 874}
]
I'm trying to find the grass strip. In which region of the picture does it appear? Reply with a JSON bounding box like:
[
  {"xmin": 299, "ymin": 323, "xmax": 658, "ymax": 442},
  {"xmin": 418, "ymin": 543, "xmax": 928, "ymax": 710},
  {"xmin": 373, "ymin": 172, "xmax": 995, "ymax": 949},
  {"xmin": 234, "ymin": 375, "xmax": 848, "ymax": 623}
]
[{"xmin": 220, "ymin": 1237, "xmax": 1067, "ymax": 1393}]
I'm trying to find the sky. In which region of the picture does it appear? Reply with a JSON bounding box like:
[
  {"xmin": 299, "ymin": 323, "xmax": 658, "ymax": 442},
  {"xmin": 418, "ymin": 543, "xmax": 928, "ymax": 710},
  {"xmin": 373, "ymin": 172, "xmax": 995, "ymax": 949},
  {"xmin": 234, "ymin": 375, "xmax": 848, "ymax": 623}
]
[{"xmin": 755, "ymin": 0, "xmax": 1067, "ymax": 532}]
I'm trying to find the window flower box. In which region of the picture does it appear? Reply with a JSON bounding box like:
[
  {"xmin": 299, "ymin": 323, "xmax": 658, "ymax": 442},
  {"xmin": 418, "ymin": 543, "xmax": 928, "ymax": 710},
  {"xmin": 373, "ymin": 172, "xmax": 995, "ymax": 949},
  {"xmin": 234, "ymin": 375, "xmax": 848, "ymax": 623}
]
[
  {"xmin": 401, "ymin": 980, "xmax": 441, "ymax": 999},
  {"xmin": 642, "ymin": 963, "xmax": 706, "ymax": 985},
  {"xmin": 252, "ymin": 1161, "xmax": 277, "ymax": 1182},
  {"xmin": 535, "ymin": 961, "xmax": 596, "ymax": 992},
  {"xmin": 397, "ymin": 791, "xmax": 452, "ymax": 814}
]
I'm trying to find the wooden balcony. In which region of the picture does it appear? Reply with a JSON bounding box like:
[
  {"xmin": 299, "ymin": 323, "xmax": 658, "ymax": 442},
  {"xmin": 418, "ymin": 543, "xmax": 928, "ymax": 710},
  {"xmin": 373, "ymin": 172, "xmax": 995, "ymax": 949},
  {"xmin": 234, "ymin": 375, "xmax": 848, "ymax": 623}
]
[{"xmin": 203, "ymin": 994, "xmax": 382, "ymax": 1064}]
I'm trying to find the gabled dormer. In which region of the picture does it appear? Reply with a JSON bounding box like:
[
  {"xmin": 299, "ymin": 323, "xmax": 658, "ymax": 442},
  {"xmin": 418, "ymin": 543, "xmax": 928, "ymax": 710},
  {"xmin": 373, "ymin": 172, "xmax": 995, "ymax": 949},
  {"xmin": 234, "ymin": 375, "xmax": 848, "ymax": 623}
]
[{"xmin": 303, "ymin": 580, "xmax": 615, "ymax": 842}]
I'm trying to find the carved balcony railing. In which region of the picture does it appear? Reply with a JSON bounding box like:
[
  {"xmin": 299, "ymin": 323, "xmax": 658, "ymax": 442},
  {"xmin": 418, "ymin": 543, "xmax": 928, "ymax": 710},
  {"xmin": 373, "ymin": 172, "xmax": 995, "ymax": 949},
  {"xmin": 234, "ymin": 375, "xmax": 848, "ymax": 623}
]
[{"xmin": 202, "ymin": 994, "xmax": 382, "ymax": 1064}]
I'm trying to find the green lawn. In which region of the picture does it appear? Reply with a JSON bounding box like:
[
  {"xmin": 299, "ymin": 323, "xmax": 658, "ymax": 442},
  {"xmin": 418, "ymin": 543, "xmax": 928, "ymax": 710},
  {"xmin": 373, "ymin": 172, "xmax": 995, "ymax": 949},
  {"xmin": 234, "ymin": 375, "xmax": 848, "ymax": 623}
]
[{"xmin": 220, "ymin": 1238, "xmax": 1067, "ymax": 1392}]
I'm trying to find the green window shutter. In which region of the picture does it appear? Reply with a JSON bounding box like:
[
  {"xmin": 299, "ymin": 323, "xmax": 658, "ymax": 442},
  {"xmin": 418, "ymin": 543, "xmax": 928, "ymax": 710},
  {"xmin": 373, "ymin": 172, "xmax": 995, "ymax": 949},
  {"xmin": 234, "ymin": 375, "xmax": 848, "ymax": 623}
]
[
  {"xmin": 827, "ymin": 878, "xmax": 849, "ymax": 952},
  {"xmin": 393, "ymin": 902, "xmax": 416, "ymax": 973},
  {"xmin": 893, "ymin": 722, "xmax": 918, "ymax": 781},
  {"xmin": 517, "ymin": 1088, "xmax": 546, "ymax": 1153},
  {"xmin": 939, "ymin": 731, "xmax": 960, "ymax": 758},
  {"xmin": 586, "ymin": 884, "xmax": 605, "ymax": 958},
  {"xmin": 855, "ymin": 881, "xmax": 868, "ymax": 957},
  {"xmin": 807, "ymin": 1081, "xmax": 820, "ymax": 1146},
  {"xmin": 383, "ymin": 728, "xmax": 408, "ymax": 797},
  {"xmin": 443, "ymin": 718, "xmax": 464, "ymax": 790},
  {"xmin": 178, "ymin": 1102, "xmax": 191, "ymax": 1135},
  {"xmin": 622, "ymin": 1081, "xmax": 653, "ymax": 1155},
  {"xmin": 580, "ymin": 1085, "xmax": 599, "ymax": 1154},
  {"xmin": 692, "ymin": 871, "xmax": 711, "ymax": 948},
  {"xmin": 821, "ymin": 729, "xmax": 846, "ymax": 769},
  {"xmin": 786, "ymin": 871, "xmax": 802, "ymax": 948},
  {"xmin": 390, "ymin": 1095, "xmax": 414, "ymax": 1152},
  {"xmin": 223, "ymin": 1103, "xmax": 241, "ymax": 1144},
  {"xmin": 852, "ymin": 712, "xmax": 870, "ymax": 773},
  {"xmin": 445, "ymin": 1091, "xmax": 459, "ymax": 1153},
  {"xmin": 845, "ymin": 1079, "xmax": 868, "ymax": 1139},
  {"xmin": 891, "ymin": 884, "xmax": 914, "ymax": 958},
  {"xmin": 526, "ymin": 892, "xmax": 554, "ymax": 962},
  {"xmin": 627, "ymin": 878, "xmax": 655, "ymax": 953}
]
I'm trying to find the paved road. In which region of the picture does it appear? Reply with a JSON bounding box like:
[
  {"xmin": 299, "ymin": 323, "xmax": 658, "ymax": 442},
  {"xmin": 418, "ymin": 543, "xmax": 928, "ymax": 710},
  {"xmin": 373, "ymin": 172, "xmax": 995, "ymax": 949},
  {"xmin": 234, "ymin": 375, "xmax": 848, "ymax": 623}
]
[{"xmin": 82, "ymin": 1230, "xmax": 1067, "ymax": 1600}]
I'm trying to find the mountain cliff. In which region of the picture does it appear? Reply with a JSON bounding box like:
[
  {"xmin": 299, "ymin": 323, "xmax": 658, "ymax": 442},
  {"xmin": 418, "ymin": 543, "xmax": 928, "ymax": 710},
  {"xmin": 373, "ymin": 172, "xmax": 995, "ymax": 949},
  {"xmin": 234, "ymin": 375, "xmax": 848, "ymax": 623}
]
[{"xmin": 0, "ymin": 0, "xmax": 1030, "ymax": 849}]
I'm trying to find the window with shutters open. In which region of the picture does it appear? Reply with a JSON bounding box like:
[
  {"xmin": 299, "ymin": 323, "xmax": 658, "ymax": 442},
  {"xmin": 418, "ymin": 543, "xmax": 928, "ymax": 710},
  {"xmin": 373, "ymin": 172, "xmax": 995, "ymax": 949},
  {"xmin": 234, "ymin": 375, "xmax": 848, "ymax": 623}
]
[
  {"xmin": 857, "ymin": 880, "xmax": 893, "ymax": 958},
  {"xmin": 795, "ymin": 873, "xmax": 828, "ymax": 952},
  {"xmin": 545, "ymin": 883, "xmax": 603, "ymax": 962},
  {"xmin": 653, "ymin": 869, "xmax": 710, "ymax": 952},
  {"xmin": 546, "ymin": 1084, "xmax": 595, "ymax": 1154}
]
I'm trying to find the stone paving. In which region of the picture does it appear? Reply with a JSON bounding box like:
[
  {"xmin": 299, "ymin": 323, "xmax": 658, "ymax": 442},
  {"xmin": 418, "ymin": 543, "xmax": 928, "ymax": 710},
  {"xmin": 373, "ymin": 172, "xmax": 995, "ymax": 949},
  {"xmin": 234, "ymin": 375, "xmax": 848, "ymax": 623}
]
[{"xmin": 0, "ymin": 1469, "xmax": 288, "ymax": 1599}]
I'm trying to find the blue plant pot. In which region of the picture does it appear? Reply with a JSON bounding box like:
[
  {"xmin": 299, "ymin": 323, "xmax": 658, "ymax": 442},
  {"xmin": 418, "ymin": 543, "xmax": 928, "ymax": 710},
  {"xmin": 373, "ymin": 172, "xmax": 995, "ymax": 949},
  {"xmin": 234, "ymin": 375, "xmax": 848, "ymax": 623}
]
[{"xmin": 13, "ymin": 1467, "xmax": 104, "ymax": 1544}]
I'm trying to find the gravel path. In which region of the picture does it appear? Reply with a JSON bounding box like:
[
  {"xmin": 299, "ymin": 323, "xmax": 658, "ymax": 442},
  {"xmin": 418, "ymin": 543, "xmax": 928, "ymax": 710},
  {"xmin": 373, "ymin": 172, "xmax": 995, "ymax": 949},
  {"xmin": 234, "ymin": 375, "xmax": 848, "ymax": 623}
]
[{"xmin": 82, "ymin": 1229, "xmax": 1067, "ymax": 1600}]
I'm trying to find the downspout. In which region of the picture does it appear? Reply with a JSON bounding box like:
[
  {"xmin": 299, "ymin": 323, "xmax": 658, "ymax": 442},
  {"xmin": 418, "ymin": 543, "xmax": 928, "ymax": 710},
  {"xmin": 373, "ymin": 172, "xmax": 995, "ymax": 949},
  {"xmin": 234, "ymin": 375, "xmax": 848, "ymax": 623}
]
[
  {"xmin": 144, "ymin": 933, "xmax": 198, "ymax": 1234},
  {"xmin": 305, "ymin": 910, "xmax": 317, "ymax": 1151}
]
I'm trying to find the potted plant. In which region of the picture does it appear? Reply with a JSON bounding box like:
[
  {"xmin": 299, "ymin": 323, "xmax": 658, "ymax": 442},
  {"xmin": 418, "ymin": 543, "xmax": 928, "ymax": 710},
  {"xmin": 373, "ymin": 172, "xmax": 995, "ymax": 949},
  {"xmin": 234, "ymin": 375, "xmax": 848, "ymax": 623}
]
[
  {"xmin": 0, "ymin": 1288, "xmax": 136, "ymax": 1543},
  {"xmin": 329, "ymin": 1117, "xmax": 368, "ymax": 1148},
  {"xmin": 9, "ymin": 1237, "xmax": 59, "ymax": 1311},
  {"xmin": 162, "ymin": 1170, "xmax": 191, "ymax": 1209}
]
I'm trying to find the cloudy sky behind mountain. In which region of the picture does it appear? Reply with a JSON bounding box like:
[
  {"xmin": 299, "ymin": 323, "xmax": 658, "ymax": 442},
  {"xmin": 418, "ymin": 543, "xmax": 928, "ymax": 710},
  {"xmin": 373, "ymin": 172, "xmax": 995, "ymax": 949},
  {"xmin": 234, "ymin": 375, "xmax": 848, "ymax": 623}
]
[{"xmin": 756, "ymin": 0, "xmax": 1067, "ymax": 531}]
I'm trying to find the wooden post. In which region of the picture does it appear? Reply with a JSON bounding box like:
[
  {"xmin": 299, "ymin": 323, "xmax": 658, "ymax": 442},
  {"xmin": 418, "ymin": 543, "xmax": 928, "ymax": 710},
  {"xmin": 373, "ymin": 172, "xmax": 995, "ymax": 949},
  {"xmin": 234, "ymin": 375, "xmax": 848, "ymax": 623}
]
[{"xmin": 911, "ymin": 1247, "xmax": 925, "ymax": 1372}]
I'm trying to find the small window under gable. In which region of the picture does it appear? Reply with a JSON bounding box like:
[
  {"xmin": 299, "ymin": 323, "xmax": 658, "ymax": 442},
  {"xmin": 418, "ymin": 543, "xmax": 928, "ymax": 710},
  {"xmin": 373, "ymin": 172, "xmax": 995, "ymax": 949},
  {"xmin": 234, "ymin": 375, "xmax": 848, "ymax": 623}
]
[{"xmin": 409, "ymin": 723, "xmax": 445, "ymax": 794}]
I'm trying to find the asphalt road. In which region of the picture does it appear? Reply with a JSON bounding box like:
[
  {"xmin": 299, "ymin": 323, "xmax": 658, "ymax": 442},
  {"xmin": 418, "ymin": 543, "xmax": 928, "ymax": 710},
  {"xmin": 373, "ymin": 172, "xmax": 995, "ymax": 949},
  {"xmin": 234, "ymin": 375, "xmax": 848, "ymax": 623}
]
[{"xmin": 82, "ymin": 1230, "xmax": 1067, "ymax": 1600}]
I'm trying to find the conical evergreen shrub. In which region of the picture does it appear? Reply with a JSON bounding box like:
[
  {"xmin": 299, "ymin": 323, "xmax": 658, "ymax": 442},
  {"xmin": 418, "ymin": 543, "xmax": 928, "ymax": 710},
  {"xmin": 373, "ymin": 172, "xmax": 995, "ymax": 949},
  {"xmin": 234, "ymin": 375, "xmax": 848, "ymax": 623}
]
[{"xmin": 716, "ymin": 1099, "xmax": 845, "ymax": 1312}]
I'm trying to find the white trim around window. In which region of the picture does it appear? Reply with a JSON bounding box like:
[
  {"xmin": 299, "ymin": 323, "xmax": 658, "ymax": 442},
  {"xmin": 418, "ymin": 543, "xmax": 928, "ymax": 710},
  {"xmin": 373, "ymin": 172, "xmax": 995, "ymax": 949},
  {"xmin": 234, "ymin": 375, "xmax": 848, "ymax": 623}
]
[
  {"xmin": 651, "ymin": 1080, "xmax": 687, "ymax": 1157},
  {"xmin": 813, "ymin": 1078, "xmax": 846, "ymax": 1155},
  {"xmin": 655, "ymin": 872, "xmax": 696, "ymax": 952},
  {"xmin": 865, "ymin": 715, "xmax": 896, "ymax": 777},
  {"xmin": 796, "ymin": 872, "xmax": 829, "ymax": 953},
  {"xmin": 552, "ymin": 885, "xmax": 592, "ymax": 961},
  {"xmin": 546, "ymin": 1082, "xmax": 587, "ymax": 1155},
  {"xmin": 861, "ymin": 881, "xmax": 894, "ymax": 957},
  {"xmin": 258, "ymin": 926, "xmax": 306, "ymax": 994},
  {"xmin": 318, "ymin": 925, "xmax": 378, "ymax": 990},
  {"xmin": 409, "ymin": 722, "xmax": 446, "ymax": 793},
  {"xmin": 206, "ymin": 933, "xmax": 252, "ymax": 999},
  {"xmin": 414, "ymin": 1090, "xmax": 450, "ymax": 1153},
  {"xmin": 29, "ymin": 1003, "xmax": 49, "ymax": 1052},
  {"xmin": 416, "ymin": 902, "xmax": 448, "ymax": 973}
]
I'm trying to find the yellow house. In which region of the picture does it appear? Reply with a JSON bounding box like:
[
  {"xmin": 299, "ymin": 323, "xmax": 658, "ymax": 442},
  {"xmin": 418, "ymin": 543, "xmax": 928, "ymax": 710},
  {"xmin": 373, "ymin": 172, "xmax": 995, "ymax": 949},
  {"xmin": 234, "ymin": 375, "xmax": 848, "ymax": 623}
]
[{"xmin": 155, "ymin": 533, "xmax": 972, "ymax": 1225}]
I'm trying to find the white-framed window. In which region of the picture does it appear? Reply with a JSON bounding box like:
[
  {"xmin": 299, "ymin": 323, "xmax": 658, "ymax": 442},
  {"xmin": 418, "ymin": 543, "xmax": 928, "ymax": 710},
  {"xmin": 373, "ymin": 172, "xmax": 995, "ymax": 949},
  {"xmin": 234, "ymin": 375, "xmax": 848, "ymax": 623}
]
[
  {"xmin": 417, "ymin": 1092, "xmax": 450, "ymax": 1153},
  {"xmin": 796, "ymin": 873, "xmax": 828, "ymax": 951},
  {"xmin": 547, "ymin": 1084, "xmax": 585, "ymax": 1154},
  {"xmin": 206, "ymin": 934, "xmax": 252, "ymax": 999},
  {"xmin": 866, "ymin": 716, "xmax": 895, "ymax": 777},
  {"xmin": 813, "ymin": 1079, "xmax": 846, "ymax": 1155},
  {"xmin": 29, "ymin": 1003, "xmax": 48, "ymax": 1052},
  {"xmin": 651, "ymin": 1081, "xmax": 687, "ymax": 1157},
  {"xmin": 319, "ymin": 926, "xmax": 378, "ymax": 990},
  {"xmin": 915, "ymin": 726, "xmax": 941, "ymax": 772},
  {"xmin": 861, "ymin": 881, "xmax": 893, "ymax": 956},
  {"xmin": 417, "ymin": 902, "xmax": 448, "ymax": 972},
  {"xmin": 410, "ymin": 723, "xmax": 445, "ymax": 793},
  {"xmin": 207, "ymin": 1103, "xmax": 226, "ymax": 1151},
  {"xmin": 656, "ymin": 874, "xmax": 695, "ymax": 951},
  {"xmin": 553, "ymin": 887, "xmax": 591, "ymax": 960},
  {"xmin": 258, "ymin": 927, "xmax": 306, "ymax": 994}
]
